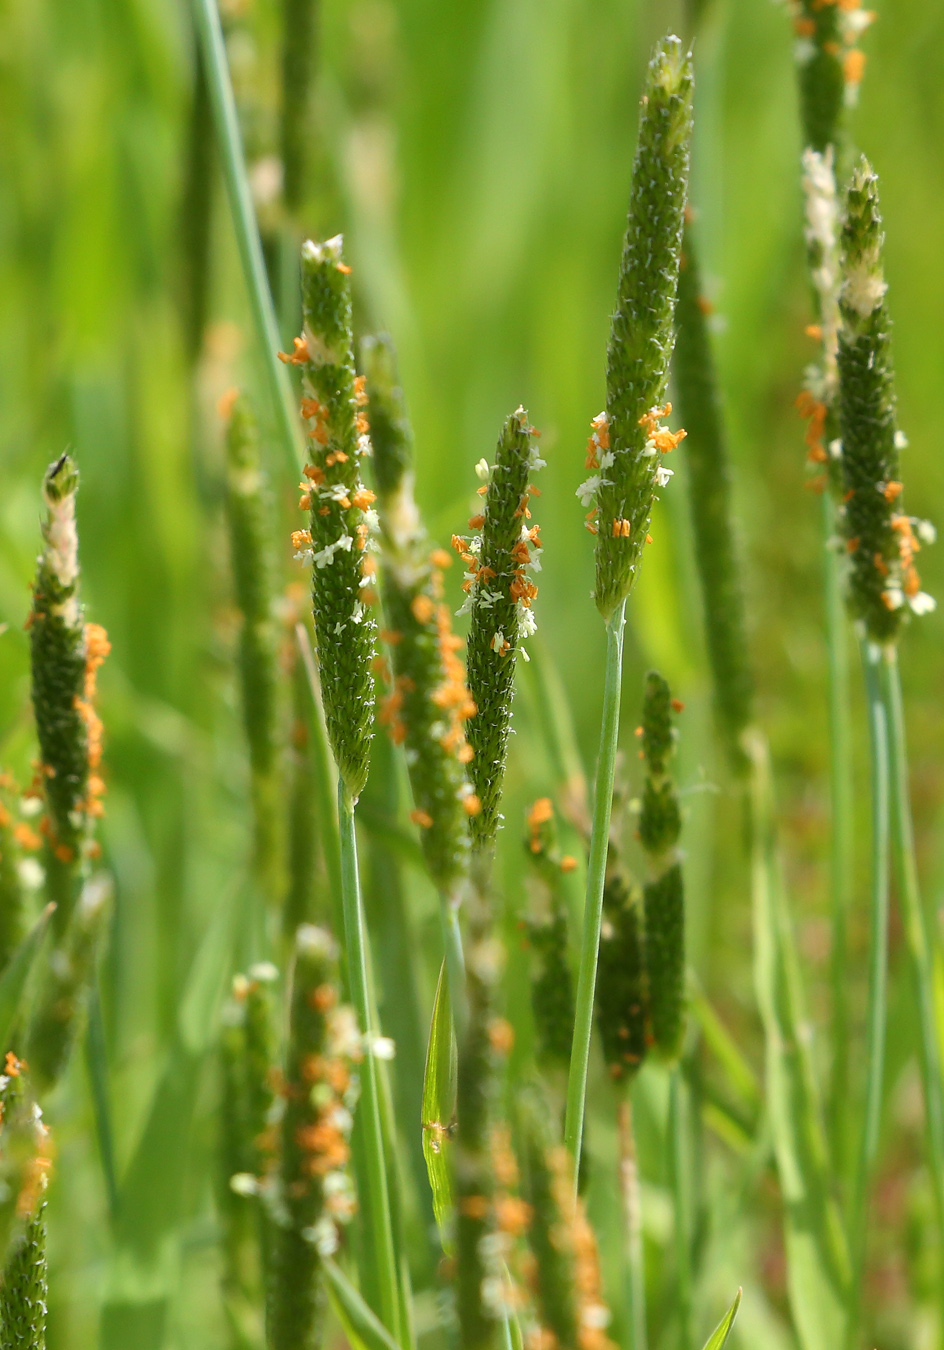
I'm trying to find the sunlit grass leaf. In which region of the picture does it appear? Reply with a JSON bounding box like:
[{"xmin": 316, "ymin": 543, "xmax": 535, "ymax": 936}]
[
  {"xmin": 421, "ymin": 960, "xmax": 456, "ymax": 1242},
  {"xmin": 0, "ymin": 902, "xmax": 54, "ymax": 1051},
  {"xmin": 700, "ymin": 1287, "xmax": 742, "ymax": 1350},
  {"xmin": 324, "ymin": 1258, "xmax": 401, "ymax": 1350}
]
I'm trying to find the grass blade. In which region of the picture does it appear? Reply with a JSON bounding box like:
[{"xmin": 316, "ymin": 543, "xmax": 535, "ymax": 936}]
[
  {"xmin": 324, "ymin": 1259, "xmax": 401, "ymax": 1350},
  {"xmin": 421, "ymin": 961, "xmax": 457, "ymax": 1242},
  {"xmin": 699, "ymin": 1287, "xmax": 741, "ymax": 1350},
  {"xmin": 747, "ymin": 731, "xmax": 850, "ymax": 1350}
]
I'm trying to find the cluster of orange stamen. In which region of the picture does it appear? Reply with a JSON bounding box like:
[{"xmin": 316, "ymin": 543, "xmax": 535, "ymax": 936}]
[
  {"xmin": 638, "ymin": 402, "xmax": 686, "ymax": 454},
  {"xmin": 73, "ymin": 622, "xmax": 110, "ymax": 825},
  {"xmin": 890, "ymin": 514, "xmax": 923, "ymax": 602},
  {"xmin": 795, "ymin": 388, "xmax": 831, "ymax": 491}
]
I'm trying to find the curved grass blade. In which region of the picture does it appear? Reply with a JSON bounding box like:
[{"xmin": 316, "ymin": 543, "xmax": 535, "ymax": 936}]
[
  {"xmin": 700, "ymin": 1287, "xmax": 742, "ymax": 1350},
  {"xmin": 421, "ymin": 961, "xmax": 457, "ymax": 1242},
  {"xmin": 323, "ymin": 1259, "xmax": 401, "ymax": 1350},
  {"xmin": 0, "ymin": 902, "xmax": 54, "ymax": 1051}
]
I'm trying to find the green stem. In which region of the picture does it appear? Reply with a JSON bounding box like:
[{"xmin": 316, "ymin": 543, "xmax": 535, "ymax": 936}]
[
  {"xmin": 439, "ymin": 890, "xmax": 468, "ymax": 1043},
  {"xmin": 617, "ymin": 1093, "xmax": 647, "ymax": 1350},
  {"xmin": 823, "ymin": 492, "xmax": 854, "ymax": 1181},
  {"xmin": 564, "ymin": 600, "xmax": 626, "ymax": 1182},
  {"xmin": 190, "ymin": 0, "xmax": 304, "ymax": 475},
  {"xmin": 338, "ymin": 782, "xmax": 402, "ymax": 1346},
  {"xmin": 881, "ymin": 649, "xmax": 944, "ymax": 1329},
  {"xmin": 845, "ymin": 640, "xmax": 890, "ymax": 1348},
  {"xmin": 668, "ymin": 1068, "xmax": 692, "ymax": 1350}
]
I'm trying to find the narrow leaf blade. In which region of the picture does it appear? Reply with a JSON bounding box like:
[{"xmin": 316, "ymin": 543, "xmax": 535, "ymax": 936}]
[
  {"xmin": 700, "ymin": 1287, "xmax": 742, "ymax": 1350},
  {"xmin": 421, "ymin": 961, "xmax": 456, "ymax": 1241},
  {"xmin": 324, "ymin": 1258, "xmax": 401, "ymax": 1350}
]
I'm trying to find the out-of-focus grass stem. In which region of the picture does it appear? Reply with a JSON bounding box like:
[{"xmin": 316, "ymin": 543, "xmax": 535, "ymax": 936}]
[
  {"xmin": 844, "ymin": 640, "xmax": 889, "ymax": 1348},
  {"xmin": 668, "ymin": 1068, "xmax": 692, "ymax": 1350},
  {"xmin": 617, "ymin": 1093, "xmax": 647, "ymax": 1350},
  {"xmin": 190, "ymin": 0, "xmax": 304, "ymax": 475},
  {"xmin": 338, "ymin": 783, "xmax": 402, "ymax": 1347},
  {"xmin": 823, "ymin": 491, "xmax": 854, "ymax": 1176},
  {"xmin": 881, "ymin": 649, "xmax": 944, "ymax": 1332},
  {"xmin": 564, "ymin": 599, "xmax": 625, "ymax": 1181}
]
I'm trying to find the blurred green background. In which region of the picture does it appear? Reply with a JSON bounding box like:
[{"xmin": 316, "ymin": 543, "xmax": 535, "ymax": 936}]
[{"xmin": 2, "ymin": 0, "xmax": 944, "ymax": 1346}]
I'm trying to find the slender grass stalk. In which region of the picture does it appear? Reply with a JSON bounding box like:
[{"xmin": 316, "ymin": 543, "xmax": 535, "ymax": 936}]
[
  {"xmin": 190, "ymin": 0, "xmax": 305, "ymax": 476},
  {"xmin": 338, "ymin": 786, "xmax": 402, "ymax": 1345},
  {"xmin": 668, "ymin": 1068, "xmax": 692, "ymax": 1350},
  {"xmin": 564, "ymin": 600, "xmax": 624, "ymax": 1170},
  {"xmin": 617, "ymin": 1093, "xmax": 647, "ymax": 1350},
  {"xmin": 844, "ymin": 640, "xmax": 889, "ymax": 1348},
  {"xmin": 881, "ymin": 651, "xmax": 944, "ymax": 1322},
  {"xmin": 180, "ymin": 29, "xmax": 214, "ymax": 365},
  {"xmin": 822, "ymin": 488, "xmax": 854, "ymax": 1175},
  {"xmin": 280, "ymin": 0, "xmax": 318, "ymax": 218}
]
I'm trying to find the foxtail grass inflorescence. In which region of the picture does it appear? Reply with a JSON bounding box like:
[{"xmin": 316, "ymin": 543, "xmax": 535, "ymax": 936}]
[
  {"xmin": 585, "ymin": 37, "xmax": 692, "ymax": 622},
  {"xmin": 785, "ymin": 0, "xmax": 873, "ymax": 157},
  {"xmin": 27, "ymin": 456, "xmax": 109, "ymax": 930},
  {"xmin": 286, "ymin": 234, "xmax": 378, "ymax": 802},
  {"xmin": 366, "ymin": 334, "xmax": 477, "ymax": 894},
  {"xmin": 279, "ymin": 0, "xmax": 319, "ymax": 218},
  {"xmin": 221, "ymin": 391, "xmax": 283, "ymax": 902},
  {"xmin": 674, "ymin": 222, "xmax": 753, "ymax": 768},
  {"xmin": 267, "ymin": 927, "xmax": 358, "ymax": 1350},
  {"xmin": 519, "ymin": 1095, "xmax": 614, "ymax": 1350},
  {"xmin": 523, "ymin": 800, "xmax": 577, "ymax": 1074},
  {"xmin": 566, "ymin": 36, "xmax": 692, "ymax": 1180},
  {"xmin": 0, "ymin": 1056, "xmax": 51, "ymax": 1350},
  {"xmin": 458, "ymin": 408, "xmax": 543, "ymax": 860},
  {"xmin": 595, "ymin": 871, "xmax": 648, "ymax": 1084},
  {"xmin": 836, "ymin": 161, "xmax": 935, "ymax": 637}
]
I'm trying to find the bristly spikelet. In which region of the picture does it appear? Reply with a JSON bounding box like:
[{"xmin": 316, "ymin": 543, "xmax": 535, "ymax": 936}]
[
  {"xmin": 267, "ymin": 927, "xmax": 359, "ymax": 1350},
  {"xmin": 288, "ymin": 236, "xmax": 377, "ymax": 801},
  {"xmin": 221, "ymin": 391, "xmax": 282, "ymax": 894},
  {"xmin": 674, "ymin": 222, "xmax": 753, "ymax": 768},
  {"xmin": 637, "ymin": 673, "xmax": 685, "ymax": 1061},
  {"xmin": 365, "ymin": 334, "xmax": 476, "ymax": 891},
  {"xmin": 596, "ymin": 870, "xmax": 648, "ymax": 1082},
  {"xmin": 785, "ymin": 0, "xmax": 875, "ymax": 152},
  {"xmin": 28, "ymin": 456, "xmax": 110, "ymax": 927},
  {"xmin": 519, "ymin": 1095, "xmax": 615, "ymax": 1350},
  {"xmin": 460, "ymin": 408, "xmax": 544, "ymax": 852},
  {"xmin": 836, "ymin": 160, "xmax": 935, "ymax": 638},
  {"xmin": 587, "ymin": 37, "xmax": 692, "ymax": 620},
  {"xmin": 0, "ymin": 1060, "xmax": 50, "ymax": 1350},
  {"xmin": 522, "ymin": 800, "xmax": 576, "ymax": 1070}
]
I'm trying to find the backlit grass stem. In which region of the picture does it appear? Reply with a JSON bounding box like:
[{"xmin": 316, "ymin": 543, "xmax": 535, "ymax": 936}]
[
  {"xmin": 338, "ymin": 788, "xmax": 401, "ymax": 1345},
  {"xmin": 564, "ymin": 601, "xmax": 625, "ymax": 1174},
  {"xmin": 844, "ymin": 641, "xmax": 889, "ymax": 1348},
  {"xmin": 190, "ymin": 0, "xmax": 304, "ymax": 476}
]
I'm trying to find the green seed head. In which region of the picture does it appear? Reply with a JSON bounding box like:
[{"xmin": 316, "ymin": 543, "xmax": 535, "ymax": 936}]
[
  {"xmin": 523, "ymin": 801, "xmax": 576, "ymax": 1069},
  {"xmin": 643, "ymin": 863, "xmax": 685, "ymax": 1061},
  {"xmin": 0, "ymin": 1064, "xmax": 48, "ymax": 1340},
  {"xmin": 674, "ymin": 224, "xmax": 754, "ymax": 768},
  {"xmin": 836, "ymin": 160, "xmax": 935, "ymax": 639},
  {"xmin": 294, "ymin": 236, "xmax": 378, "ymax": 802},
  {"xmin": 222, "ymin": 391, "xmax": 282, "ymax": 891},
  {"xmin": 590, "ymin": 37, "xmax": 693, "ymax": 620},
  {"xmin": 366, "ymin": 335, "xmax": 475, "ymax": 890},
  {"xmin": 596, "ymin": 870, "xmax": 648, "ymax": 1082},
  {"xmin": 269, "ymin": 926, "xmax": 359, "ymax": 1350},
  {"xmin": 519, "ymin": 1093, "xmax": 613, "ymax": 1350},
  {"xmin": 462, "ymin": 408, "xmax": 544, "ymax": 851},
  {"xmin": 29, "ymin": 455, "xmax": 109, "ymax": 913},
  {"xmin": 791, "ymin": 1, "xmax": 874, "ymax": 156}
]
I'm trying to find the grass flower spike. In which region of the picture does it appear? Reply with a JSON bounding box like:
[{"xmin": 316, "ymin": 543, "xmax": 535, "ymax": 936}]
[
  {"xmin": 221, "ymin": 391, "xmax": 282, "ymax": 898},
  {"xmin": 365, "ymin": 334, "xmax": 475, "ymax": 893},
  {"xmin": 461, "ymin": 407, "xmax": 544, "ymax": 854},
  {"xmin": 28, "ymin": 456, "xmax": 110, "ymax": 926},
  {"xmin": 268, "ymin": 927, "xmax": 358, "ymax": 1350},
  {"xmin": 674, "ymin": 222, "xmax": 753, "ymax": 766},
  {"xmin": 836, "ymin": 161, "xmax": 934, "ymax": 638},
  {"xmin": 0, "ymin": 1062, "xmax": 50, "ymax": 1350},
  {"xmin": 291, "ymin": 235, "xmax": 378, "ymax": 801},
  {"xmin": 786, "ymin": 0, "xmax": 875, "ymax": 154},
  {"xmin": 591, "ymin": 37, "xmax": 693, "ymax": 621},
  {"xmin": 596, "ymin": 871, "xmax": 648, "ymax": 1082}
]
